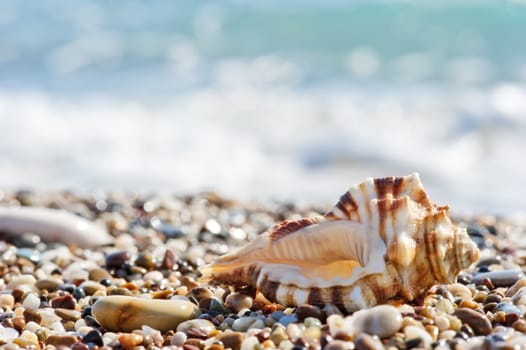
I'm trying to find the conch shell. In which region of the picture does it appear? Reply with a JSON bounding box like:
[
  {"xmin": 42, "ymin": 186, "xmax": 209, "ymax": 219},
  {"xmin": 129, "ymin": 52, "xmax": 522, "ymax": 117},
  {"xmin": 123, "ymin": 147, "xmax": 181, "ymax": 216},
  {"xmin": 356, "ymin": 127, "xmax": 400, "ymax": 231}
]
[{"xmin": 200, "ymin": 173, "xmax": 480, "ymax": 312}]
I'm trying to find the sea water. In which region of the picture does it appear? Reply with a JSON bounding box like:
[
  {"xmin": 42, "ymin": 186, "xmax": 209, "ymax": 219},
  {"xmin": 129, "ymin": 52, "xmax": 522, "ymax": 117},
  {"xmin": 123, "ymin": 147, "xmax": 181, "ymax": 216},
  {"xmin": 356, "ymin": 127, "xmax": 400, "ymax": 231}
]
[{"xmin": 1, "ymin": 0, "xmax": 526, "ymax": 214}]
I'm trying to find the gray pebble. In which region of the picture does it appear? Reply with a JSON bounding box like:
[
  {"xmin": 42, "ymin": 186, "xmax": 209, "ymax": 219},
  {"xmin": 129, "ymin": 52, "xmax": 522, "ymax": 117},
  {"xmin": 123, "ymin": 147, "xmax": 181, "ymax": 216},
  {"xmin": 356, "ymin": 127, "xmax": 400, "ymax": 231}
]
[{"xmin": 472, "ymin": 270, "xmax": 524, "ymax": 287}]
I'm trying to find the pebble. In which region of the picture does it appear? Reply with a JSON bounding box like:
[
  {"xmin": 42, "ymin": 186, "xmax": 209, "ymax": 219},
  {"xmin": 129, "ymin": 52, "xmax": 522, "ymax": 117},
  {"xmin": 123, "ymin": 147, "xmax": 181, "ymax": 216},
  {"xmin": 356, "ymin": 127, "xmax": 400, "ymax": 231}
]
[
  {"xmin": 225, "ymin": 293, "xmax": 253, "ymax": 313},
  {"xmin": 296, "ymin": 304, "xmax": 323, "ymax": 322},
  {"xmin": 22, "ymin": 293, "xmax": 40, "ymax": 309},
  {"xmin": 354, "ymin": 333, "xmax": 383, "ymax": 350},
  {"xmin": 352, "ymin": 305, "xmax": 402, "ymax": 338},
  {"xmin": 46, "ymin": 334, "xmax": 78, "ymax": 347},
  {"xmin": 83, "ymin": 329, "xmax": 104, "ymax": 346},
  {"xmin": 0, "ymin": 295, "xmax": 14, "ymax": 309},
  {"xmin": 472, "ymin": 270, "xmax": 525, "ymax": 287},
  {"xmin": 105, "ymin": 250, "xmax": 131, "ymax": 269},
  {"xmin": 454, "ymin": 308, "xmax": 492, "ymax": 335},
  {"xmin": 91, "ymin": 295, "xmax": 199, "ymax": 332},
  {"xmin": 216, "ymin": 331, "xmax": 244, "ymax": 350},
  {"xmin": 177, "ymin": 319, "xmax": 216, "ymax": 336},
  {"xmin": 279, "ymin": 314, "xmax": 298, "ymax": 327},
  {"xmin": 88, "ymin": 267, "xmax": 112, "ymax": 281},
  {"xmin": 323, "ymin": 339, "xmax": 352, "ymax": 350},
  {"xmin": 171, "ymin": 331, "xmax": 188, "ymax": 346},
  {"xmin": 119, "ymin": 333, "xmax": 144, "ymax": 348},
  {"xmin": 35, "ymin": 277, "xmax": 62, "ymax": 291}
]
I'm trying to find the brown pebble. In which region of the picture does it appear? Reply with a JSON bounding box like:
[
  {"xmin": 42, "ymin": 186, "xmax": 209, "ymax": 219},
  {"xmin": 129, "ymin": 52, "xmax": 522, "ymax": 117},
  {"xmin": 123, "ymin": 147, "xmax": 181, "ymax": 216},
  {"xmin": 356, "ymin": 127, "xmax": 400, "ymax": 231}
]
[
  {"xmin": 483, "ymin": 294, "xmax": 502, "ymax": 304},
  {"xmin": 12, "ymin": 316, "xmax": 26, "ymax": 332},
  {"xmin": 225, "ymin": 293, "xmax": 253, "ymax": 313},
  {"xmin": 216, "ymin": 332, "xmax": 243, "ymax": 350},
  {"xmin": 152, "ymin": 290, "xmax": 173, "ymax": 299},
  {"xmin": 55, "ymin": 308, "xmax": 81, "ymax": 322},
  {"xmin": 458, "ymin": 299, "xmax": 479, "ymax": 309},
  {"xmin": 119, "ymin": 333, "xmax": 144, "ymax": 348},
  {"xmin": 354, "ymin": 333, "xmax": 383, "ymax": 350},
  {"xmin": 182, "ymin": 276, "xmax": 199, "ymax": 289},
  {"xmin": 185, "ymin": 338, "xmax": 205, "ymax": 350},
  {"xmin": 512, "ymin": 319, "xmax": 526, "ymax": 333},
  {"xmin": 80, "ymin": 281, "xmax": 105, "ymax": 295},
  {"xmin": 71, "ymin": 342, "xmax": 89, "ymax": 350},
  {"xmin": 296, "ymin": 304, "xmax": 323, "ymax": 322},
  {"xmin": 162, "ymin": 248, "xmax": 176, "ymax": 270},
  {"xmin": 183, "ymin": 345, "xmax": 201, "ymax": 350},
  {"xmin": 46, "ymin": 335, "xmax": 77, "ymax": 347},
  {"xmin": 454, "ymin": 307, "xmax": 492, "ymax": 335},
  {"xmin": 108, "ymin": 287, "xmax": 133, "ymax": 296},
  {"xmin": 207, "ymin": 342, "xmax": 224, "ymax": 350},
  {"xmin": 35, "ymin": 278, "xmax": 63, "ymax": 292},
  {"xmin": 89, "ymin": 268, "xmax": 112, "ymax": 282},
  {"xmin": 483, "ymin": 302, "xmax": 498, "ymax": 313},
  {"xmin": 51, "ymin": 294, "xmax": 76, "ymax": 309},
  {"xmin": 2, "ymin": 317, "xmax": 14, "ymax": 329},
  {"xmin": 506, "ymin": 278, "xmax": 526, "ymax": 297},
  {"xmin": 120, "ymin": 282, "xmax": 139, "ymax": 291},
  {"xmin": 186, "ymin": 328, "xmax": 209, "ymax": 340},
  {"xmin": 105, "ymin": 250, "xmax": 131, "ymax": 269},
  {"xmin": 188, "ymin": 287, "xmax": 214, "ymax": 302},
  {"xmin": 505, "ymin": 312, "xmax": 520, "ymax": 326},
  {"xmin": 135, "ymin": 252, "xmax": 157, "ymax": 269},
  {"xmin": 12, "ymin": 288, "xmax": 25, "ymax": 302},
  {"xmin": 23, "ymin": 308, "xmax": 42, "ymax": 323}
]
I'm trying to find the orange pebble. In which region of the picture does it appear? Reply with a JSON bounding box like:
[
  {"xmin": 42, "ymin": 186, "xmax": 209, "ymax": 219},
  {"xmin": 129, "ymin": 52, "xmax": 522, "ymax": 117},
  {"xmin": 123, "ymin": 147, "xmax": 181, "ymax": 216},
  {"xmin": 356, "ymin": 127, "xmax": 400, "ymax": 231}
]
[{"xmin": 119, "ymin": 333, "xmax": 144, "ymax": 348}]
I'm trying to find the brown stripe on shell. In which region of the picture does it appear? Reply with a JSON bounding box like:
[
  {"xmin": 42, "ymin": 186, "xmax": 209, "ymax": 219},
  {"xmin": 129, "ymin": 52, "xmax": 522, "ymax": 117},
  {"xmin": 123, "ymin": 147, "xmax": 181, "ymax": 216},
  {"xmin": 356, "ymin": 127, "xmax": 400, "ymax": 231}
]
[
  {"xmin": 307, "ymin": 287, "xmax": 323, "ymax": 305},
  {"xmin": 330, "ymin": 286, "xmax": 346, "ymax": 311},
  {"xmin": 257, "ymin": 275, "xmax": 279, "ymax": 302},
  {"xmin": 423, "ymin": 214, "xmax": 444, "ymax": 282},
  {"xmin": 393, "ymin": 176, "xmax": 405, "ymax": 196},
  {"xmin": 269, "ymin": 217, "xmax": 319, "ymax": 241},
  {"xmin": 374, "ymin": 176, "xmax": 394, "ymax": 199}
]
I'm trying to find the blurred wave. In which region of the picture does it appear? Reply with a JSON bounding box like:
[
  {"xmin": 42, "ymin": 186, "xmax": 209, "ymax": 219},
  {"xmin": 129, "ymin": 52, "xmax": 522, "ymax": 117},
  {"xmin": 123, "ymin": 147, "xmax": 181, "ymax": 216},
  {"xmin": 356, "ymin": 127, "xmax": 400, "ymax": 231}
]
[{"xmin": 1, "ymin": 0, "xmax": 526, "ymax": 214}]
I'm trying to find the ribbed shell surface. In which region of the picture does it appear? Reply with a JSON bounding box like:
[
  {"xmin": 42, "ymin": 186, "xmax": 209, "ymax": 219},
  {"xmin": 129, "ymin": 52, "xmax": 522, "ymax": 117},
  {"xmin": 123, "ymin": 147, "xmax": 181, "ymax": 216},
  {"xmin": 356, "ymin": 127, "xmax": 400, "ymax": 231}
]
[{"xmin": 199, "ymin": 173, "xmax": 480, "ymax": 312}]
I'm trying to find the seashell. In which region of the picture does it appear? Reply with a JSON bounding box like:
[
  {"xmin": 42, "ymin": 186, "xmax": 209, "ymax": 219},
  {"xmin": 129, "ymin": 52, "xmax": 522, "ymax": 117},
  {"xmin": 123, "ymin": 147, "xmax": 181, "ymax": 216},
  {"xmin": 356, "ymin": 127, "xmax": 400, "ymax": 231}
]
[
  {"xmin": 0, "ymin": 206, "xmax": 112, "ymax": 248},
  {"xmin": 199, "ymin": 173, "xmax": 480, "ymax": 312}
]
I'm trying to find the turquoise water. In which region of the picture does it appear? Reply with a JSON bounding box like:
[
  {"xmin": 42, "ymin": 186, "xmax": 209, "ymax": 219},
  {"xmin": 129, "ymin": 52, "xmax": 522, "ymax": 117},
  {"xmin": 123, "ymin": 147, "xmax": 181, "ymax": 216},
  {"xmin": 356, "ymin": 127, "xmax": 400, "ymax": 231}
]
[{"xmin": 1, "ymin": 1, "xmax": 526, "ymax": 214}]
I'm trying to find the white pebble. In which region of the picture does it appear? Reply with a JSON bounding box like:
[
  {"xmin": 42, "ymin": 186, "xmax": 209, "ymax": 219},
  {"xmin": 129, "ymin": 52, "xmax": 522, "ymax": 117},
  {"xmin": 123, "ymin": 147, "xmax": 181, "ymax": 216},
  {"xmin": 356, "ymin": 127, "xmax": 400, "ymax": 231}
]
[
  {"xmin": 0, "ymin": 325, "xmax": 19, "ymax": 342},
  {"xmin": 22, "ymin": 293, "xmax": 40, "ymax": 309},
  {"xmin": 279, "ymin": 340, "xmax": 294, "ymax": 350},
  {"xmin": 404, "ymin": 325, "xmax": 433, "ymax": 348},
  {"xmin": 240, "ymin": 336, "xmax": 259, "ymax": 350},
  {"xmin": 24, "ymin": 321, "xmax": 40, "ymax": 333},
  {"xmin": 143, "ymin": 270, "xmax": 164, "ymax": 282},
  {"xmin": 353, "ymin": 305, "xmax": 402, "ymax": 338},
  {"xmin": 232, "ymin": 316, "xmax": 257, "ymax": 332},
  {"xmin": 327, "ymin": 314, "xmax": 353, "ymax": 337},
  {"xmin": 102, "ymin": 332, "xmax": 120, "ymax": 346},
  {"xmin": 170, "ymin": 331, "xmax": 187, "ymax": 346},
  {"xmin": 7, "ymin": 275, "xmax": 36, "ymax": 290}
]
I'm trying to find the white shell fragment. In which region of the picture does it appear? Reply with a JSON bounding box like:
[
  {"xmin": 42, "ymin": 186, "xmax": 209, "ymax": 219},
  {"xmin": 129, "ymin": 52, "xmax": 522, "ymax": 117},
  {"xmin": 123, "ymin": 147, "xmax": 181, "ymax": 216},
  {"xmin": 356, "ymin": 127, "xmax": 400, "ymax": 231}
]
[
  {"xmin": 0, "ymin": 206, "xmax": 112, "ymax": 248},
  {"xmin": 200, "ymin": 173, "xmax": 480, "ymax": 312}
]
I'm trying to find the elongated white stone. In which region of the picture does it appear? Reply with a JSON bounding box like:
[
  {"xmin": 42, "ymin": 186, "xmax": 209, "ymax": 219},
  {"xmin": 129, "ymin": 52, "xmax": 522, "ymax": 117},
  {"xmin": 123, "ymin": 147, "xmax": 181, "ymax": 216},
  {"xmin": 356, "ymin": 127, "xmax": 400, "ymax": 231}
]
[{"xmin": 0, "ymin": 206, "xmax": 112, "ymax": 248}]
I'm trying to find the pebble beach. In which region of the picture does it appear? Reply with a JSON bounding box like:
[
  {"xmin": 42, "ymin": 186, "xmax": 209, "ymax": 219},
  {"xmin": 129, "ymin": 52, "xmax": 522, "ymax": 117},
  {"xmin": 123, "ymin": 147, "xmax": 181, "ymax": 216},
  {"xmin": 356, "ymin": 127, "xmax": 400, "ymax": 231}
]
[{"xmin": 0, "ymin": 190, "xmax": 525, "ymax": 349}]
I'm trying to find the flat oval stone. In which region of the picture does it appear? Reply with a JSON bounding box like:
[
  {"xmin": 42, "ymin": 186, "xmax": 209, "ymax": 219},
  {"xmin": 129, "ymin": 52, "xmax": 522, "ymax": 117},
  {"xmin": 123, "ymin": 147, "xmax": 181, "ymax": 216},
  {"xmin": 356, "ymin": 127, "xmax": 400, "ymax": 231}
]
[
  {"xmin": 472, "ymin": 270, "xmax": 524, "ymax": 288},
  {"xmin": 91, "ymin": 295, "xmax": 199, "ymax": 332},
  {"xmin": 454, "ymin": 308, "xmax": 492, "ymax": 335},
  {"xmin": 352, "ymin": 305, "xmax": 402, "ymax": 338}
]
